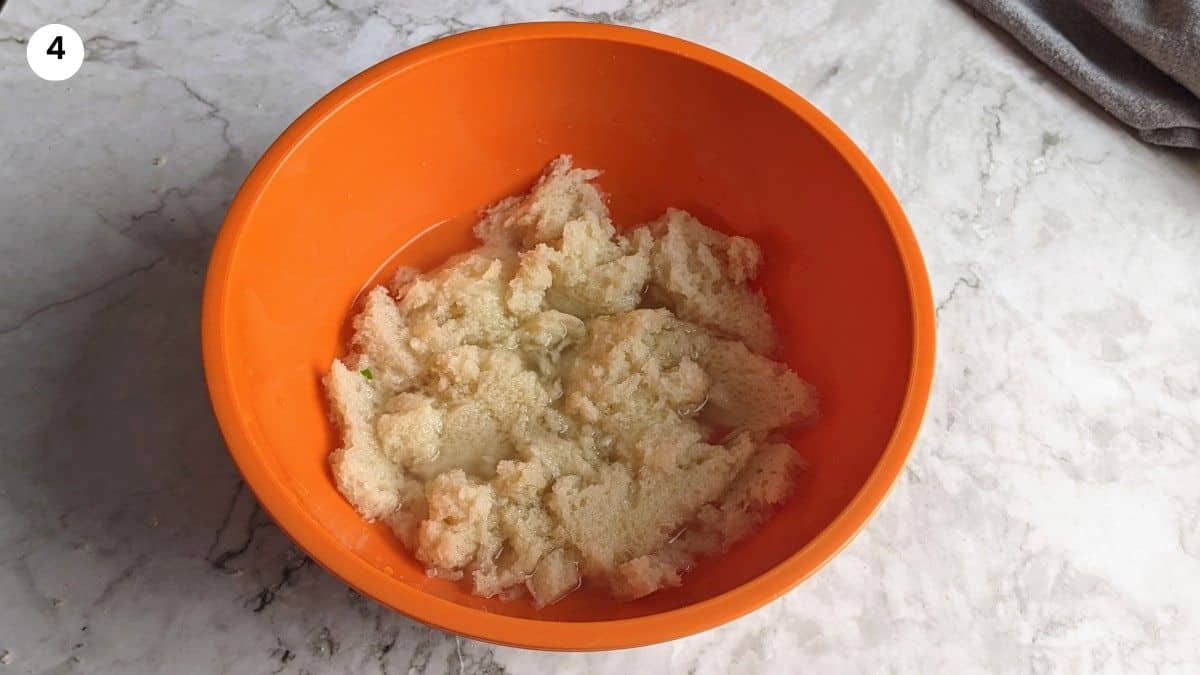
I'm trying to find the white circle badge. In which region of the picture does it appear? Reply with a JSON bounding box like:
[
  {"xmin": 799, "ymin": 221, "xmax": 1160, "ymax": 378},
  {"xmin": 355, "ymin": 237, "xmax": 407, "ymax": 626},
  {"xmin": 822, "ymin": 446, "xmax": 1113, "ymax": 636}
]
[{"xmin": 27, "ymin": 24, "xmax": 84, "ymax": 81}]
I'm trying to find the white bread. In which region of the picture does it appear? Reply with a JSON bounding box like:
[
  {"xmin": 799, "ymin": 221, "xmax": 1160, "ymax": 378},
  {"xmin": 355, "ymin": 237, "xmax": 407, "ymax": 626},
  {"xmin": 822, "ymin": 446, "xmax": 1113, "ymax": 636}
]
[{"xmin": 325, "ymin": 156, "xmax": 817, "ymax": 606}]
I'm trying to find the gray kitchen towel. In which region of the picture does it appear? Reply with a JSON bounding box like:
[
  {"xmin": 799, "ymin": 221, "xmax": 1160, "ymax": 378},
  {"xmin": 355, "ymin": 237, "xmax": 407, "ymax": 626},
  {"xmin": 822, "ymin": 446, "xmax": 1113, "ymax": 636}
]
[{"xmin": 963, "ymin": 0, "xmax": 1200, "ymax": 148}]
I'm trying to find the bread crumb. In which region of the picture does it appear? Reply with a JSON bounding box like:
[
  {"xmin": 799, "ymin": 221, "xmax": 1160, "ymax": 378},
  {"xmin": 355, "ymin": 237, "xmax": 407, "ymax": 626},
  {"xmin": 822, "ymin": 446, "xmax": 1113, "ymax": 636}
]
[{"xmin": 326, "ymin": 156, "xmax": 818, "ymax": 605}]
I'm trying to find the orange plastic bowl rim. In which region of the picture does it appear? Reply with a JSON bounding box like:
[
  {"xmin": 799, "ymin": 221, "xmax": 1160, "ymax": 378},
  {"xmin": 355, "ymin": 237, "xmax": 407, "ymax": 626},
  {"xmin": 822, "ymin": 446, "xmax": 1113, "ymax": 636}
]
[{"xmin": 202, "ymin": 22, "xmax": 935, "ymax": 650}]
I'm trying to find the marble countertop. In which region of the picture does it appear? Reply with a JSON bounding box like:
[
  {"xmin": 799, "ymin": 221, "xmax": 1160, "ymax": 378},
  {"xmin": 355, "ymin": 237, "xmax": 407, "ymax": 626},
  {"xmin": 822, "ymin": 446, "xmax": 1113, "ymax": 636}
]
[{"xmin": 2, "ymin": 0, "xmax": 1198, "ymax": 672}]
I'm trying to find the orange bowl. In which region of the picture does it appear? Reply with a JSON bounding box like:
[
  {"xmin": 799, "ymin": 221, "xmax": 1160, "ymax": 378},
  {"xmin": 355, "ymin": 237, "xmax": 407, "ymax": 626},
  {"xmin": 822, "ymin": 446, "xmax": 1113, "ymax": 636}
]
[{"xmin": 201, "ymin": 22, "xmax": 934, "ymax": 650}]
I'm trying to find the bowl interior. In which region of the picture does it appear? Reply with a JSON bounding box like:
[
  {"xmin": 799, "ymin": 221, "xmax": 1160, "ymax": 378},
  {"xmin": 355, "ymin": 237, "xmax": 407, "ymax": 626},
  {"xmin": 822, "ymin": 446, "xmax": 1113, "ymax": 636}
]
[{"xmin": 215, "ymin": 34, "xmax": 914, "ymax": 623}]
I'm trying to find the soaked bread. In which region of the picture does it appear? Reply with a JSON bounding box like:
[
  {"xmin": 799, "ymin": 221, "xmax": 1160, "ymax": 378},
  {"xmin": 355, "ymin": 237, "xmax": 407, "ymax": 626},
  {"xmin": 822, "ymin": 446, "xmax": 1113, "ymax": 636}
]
[{"xmin": 326, "ymin": 156, "xmax": 817, "ymax": 606}]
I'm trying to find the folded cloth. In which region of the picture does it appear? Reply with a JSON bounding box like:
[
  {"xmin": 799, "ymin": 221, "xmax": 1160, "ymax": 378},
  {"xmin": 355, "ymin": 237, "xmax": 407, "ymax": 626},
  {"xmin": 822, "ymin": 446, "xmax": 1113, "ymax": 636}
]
[{"xmin": 962, "ymin": 0, "xmax": 1200, "ymax": 148}]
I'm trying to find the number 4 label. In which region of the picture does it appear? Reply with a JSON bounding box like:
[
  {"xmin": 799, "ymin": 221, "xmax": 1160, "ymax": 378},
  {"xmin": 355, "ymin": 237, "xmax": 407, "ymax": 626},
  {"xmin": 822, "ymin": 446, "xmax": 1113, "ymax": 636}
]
[
  {"xmin": 27, "ymin": 24, "xmax": 84, "ymax": 81},
  {"xmin": 47, "ymin": 35, "xmax": 66, "ymax": 60}
]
